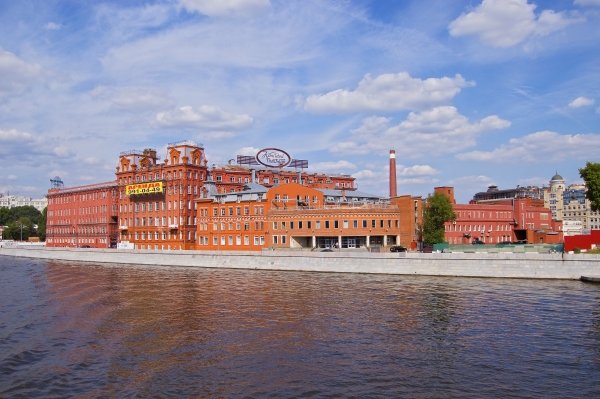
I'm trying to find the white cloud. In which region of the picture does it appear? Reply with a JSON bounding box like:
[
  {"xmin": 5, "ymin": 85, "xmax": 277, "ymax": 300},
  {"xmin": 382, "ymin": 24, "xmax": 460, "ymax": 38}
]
[
  {"xmin": 568, "ymin": 96, "xmax": 595, "ymax": 108},
  {"xmin": 156, "ymin": 105, "xmax": 253, "ymax": 130},
  {"xmin": 332, "ymin": 107, "xmax": 510, "ymax": 158},
  {"xmin": 449, "ymin": 0, "xmax": 581, "ymax": 48},
  {"xmin": 178, "ymin": 0, "xmax": 271, "ymax": 17},
  {"xmin": 310, "ymin": 160, "xmax": 356, "ymax": 172},
  {"xmin": 44, "ymin": 22, "xmax": 62, "ymax": 30},
  {"xmin": 91, "ymin": 86, "xmax": 172, "ymax": 110},
  {"xmin": 0, "ymin": 50, "xmax": 42, "ymax": 96},
  {"xmin": 236, "ymin": 146, "xmax": 261, "ymax": 156},
  {"xmin": 304, "ymin": 73, "xmax": 473, "ymax": 113},
  {"xmin": 457, "ymin": 130, "xmax": 600, "ymax": 162},
  {"xmin": 399, "ymin": 165, "xmax": 439, "ymax": 177},
  {"xmin": 0, "ymin": 128, "xmax": 35, "ymax": 142}
]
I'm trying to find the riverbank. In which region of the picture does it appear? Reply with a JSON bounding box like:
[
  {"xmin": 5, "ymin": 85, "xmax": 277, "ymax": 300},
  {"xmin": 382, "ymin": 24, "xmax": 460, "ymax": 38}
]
[{"xmin": 2, "ymin": 246, "xmax": 600, "ymax": 280}]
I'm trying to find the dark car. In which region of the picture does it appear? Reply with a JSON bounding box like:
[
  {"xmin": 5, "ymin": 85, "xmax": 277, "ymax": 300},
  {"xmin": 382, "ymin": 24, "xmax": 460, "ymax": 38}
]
[
  {"xmin": 390, "ymin": 245, "xmax": 407, "ymax": 253},
  {"xmin": 472, "ymin": 239, "xmax": 485, "ymax": 245}
]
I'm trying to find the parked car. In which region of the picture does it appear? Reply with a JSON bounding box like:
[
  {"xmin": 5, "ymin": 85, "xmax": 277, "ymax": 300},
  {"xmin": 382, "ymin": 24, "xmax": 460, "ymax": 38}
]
[
  {"xmin": 472, "ymin": 239, "xmax": 485, "ymax": 245},
  {"xmin": 390, "ymin": 245, "xmax": 407, "ymax": 253},
  {"xmin": 421, "ymin": 244, "xmax": 433, "ymax": 253}
]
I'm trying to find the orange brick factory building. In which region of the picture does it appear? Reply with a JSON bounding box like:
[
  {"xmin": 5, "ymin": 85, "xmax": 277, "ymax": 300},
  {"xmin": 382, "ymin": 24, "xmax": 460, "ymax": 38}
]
[
  {"xmin": 46, "ymin": 142, "xmax": 560, "ymax": 251},
  {"xmin": 47, "ymin": 142, "xmax": 420, "ymax": 250}
]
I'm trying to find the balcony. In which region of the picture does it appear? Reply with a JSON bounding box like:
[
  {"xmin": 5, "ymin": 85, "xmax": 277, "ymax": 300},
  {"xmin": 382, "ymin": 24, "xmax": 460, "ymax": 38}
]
[
  {"xmin": 168, "ymin": 224, "xmax": 179, "ymax": 229},
  {"xmin": 119, "ymin": 225, "xmax": 128, "ymax": 230}
]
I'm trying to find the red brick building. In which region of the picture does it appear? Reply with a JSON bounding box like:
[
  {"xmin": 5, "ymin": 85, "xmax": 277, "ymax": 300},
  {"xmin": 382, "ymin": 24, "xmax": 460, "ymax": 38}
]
[
  {"xmin": 196, "ymin": 182, "xmax": 413, "ymax": 251},
  {"xmin": 436, "ymin": 187, "xmax": 562, "ymax": 245},
  {"xmin": 46, "ymin": 181, "xmax": 118, "ymax": 248},
  {"xmin": 46, "ymin": 141, "xmax": 377, "ymax": 251}
]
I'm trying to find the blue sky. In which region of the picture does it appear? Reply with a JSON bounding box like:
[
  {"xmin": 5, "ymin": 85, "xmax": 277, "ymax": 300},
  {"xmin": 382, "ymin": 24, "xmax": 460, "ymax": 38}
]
[{"xmin": 1, "ymin": 0, "xmax": 599, "ymax": 202}]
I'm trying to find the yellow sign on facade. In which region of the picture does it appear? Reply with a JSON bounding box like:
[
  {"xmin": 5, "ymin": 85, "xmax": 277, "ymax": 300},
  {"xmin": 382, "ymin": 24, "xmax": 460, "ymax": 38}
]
[{"xmin": 126, "ymin": 182, "xmax": 164, "ymax": 195}]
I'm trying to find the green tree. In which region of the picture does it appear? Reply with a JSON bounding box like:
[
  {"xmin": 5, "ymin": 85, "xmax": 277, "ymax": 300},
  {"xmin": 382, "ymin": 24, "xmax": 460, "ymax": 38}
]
[
  {"xmin": 10, "ymin": 206, "xmax": 42, "ymax": 225},
  {"xmin": 38, "ymin": 207, "xmax": 47, "ymax": 241},
  {"xmin": 5, "ymin": 217, "xmax": 33, "ymax": 241},
  {"xmin": 422, "ymin": 192, "xmax": 456, "ymax": 245},
  {"xmin": 0, "ymin": 207, "xmax": 10, "ymax": 225},
  {"xmin": 579, "ymin": 161, "xmax": 600, "ymax": 211}
]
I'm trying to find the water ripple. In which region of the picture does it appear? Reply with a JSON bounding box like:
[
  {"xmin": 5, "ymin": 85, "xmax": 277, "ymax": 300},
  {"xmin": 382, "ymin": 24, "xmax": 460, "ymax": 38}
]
[{"xmin": 1, "ymin": 257, "xmax": 600, "ymax": 398}]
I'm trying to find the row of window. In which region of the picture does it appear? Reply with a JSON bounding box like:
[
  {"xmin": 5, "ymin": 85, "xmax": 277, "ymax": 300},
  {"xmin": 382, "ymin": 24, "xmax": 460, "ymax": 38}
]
[
  {"xmin": 48, "ymin": 191, "xmax": 112, "ymax": 204},
  {"xmin": 119, "ymin": 169, "xmax": 205, "ymax": 185},
  {"xmin": 446, "ymin": 224, "xmax": 512, "ymax": 232},
  {"xmin": 47, "ymin": 226, "xmax": 108, "ymax": 235},
  {"xmin": 196, "ymin": 235, "xmax": 265, "ymax": 246},
  {"xmin": 47, "ymin": 217, "xmax": 112, "ymax": 226},
  {"xmin": 455, "ymin": 211, "xmax": 513, "ymax": 219},
  {"xmin": 127, "ymin": 231, "xmax": 195, "ymax": 241},
  {"xmin": 272, "ymin": 219, "xmax": 399, "ymax": 230}
]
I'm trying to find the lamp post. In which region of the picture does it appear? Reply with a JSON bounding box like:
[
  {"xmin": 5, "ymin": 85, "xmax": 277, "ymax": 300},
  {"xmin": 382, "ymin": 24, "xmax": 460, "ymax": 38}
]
[{"xmin": 15, "ymin": 221, "xmax": 25, "ymax": 241}]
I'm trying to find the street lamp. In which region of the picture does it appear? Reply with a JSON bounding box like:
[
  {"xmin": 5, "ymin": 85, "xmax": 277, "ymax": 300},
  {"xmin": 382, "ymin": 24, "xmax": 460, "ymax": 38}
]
[{"xmin": 15, "ymin": 221, "xmax": 25, "ymax": 241}]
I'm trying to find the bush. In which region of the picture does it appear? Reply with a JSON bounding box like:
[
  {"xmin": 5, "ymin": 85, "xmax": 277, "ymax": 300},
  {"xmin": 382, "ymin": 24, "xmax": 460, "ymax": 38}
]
[{"xmin": 573, "ymin": 248, "xmax": 581, "ymax": 254}]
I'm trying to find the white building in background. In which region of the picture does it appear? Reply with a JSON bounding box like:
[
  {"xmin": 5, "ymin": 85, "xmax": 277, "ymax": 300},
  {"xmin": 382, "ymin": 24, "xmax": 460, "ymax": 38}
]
[
  {"xmin": 543, "ymin": 174, "xmax": 600, "ymax": 236},
  {"xmin": 0, "ymin": 194, "xmax": 47, "ymax": 212},
  {"xmin": 544, "ymin": 173, "xmax": 566, "ymax": 221}
]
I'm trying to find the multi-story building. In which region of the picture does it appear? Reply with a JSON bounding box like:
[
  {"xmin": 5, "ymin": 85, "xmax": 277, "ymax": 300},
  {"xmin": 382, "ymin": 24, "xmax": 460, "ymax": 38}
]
[
  {"xmin": 544, "ymin": 173, "xmax": 566, "ymax": 221},
  {"xmin": 472, "ymin": 185, "xmax": 544, "ymax": 202},
  {"xmin": 115, "ymin": 142, "xmax": 208, "ymax": 250},
  {"xmin": 439, "ymin": 187, "xmax": 561, "ymax": 245},
  {"xmin": 47, "ymin": 141, "xmax": 370, "ymax": 250},
  {"xmin": 562, "ymin": 183, "xmax": 600, "ymax": 234},
  {"xmin": 196, "ymin": 182, "xmax": 411, "ymax": 251},
  {"xmin": 46, "ymin": 181, "xmax": 118, "ymax": 248},
  {"xmin": 0, "ymin": 194, "xmax": 48, "ymax": 212}
]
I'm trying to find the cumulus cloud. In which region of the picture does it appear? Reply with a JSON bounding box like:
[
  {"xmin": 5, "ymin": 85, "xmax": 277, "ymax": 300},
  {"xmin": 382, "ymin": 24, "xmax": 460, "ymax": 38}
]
[
  {"xmin": 0, "ymin": 49, "xmax": 42, "ymax": 96},
  {"xmin": 44, "ymin": 22, "xmax": 62, "ymax": 30},
  {"xmin": 91, "ymin": 86, "xmax": 171, "ymax": 110},
  {"xmin": 236, "ymin": 146, "xmax": 261, "ymax": 156},
  {"xmin": 332, "ymin": 106, "xmax": 510, "ymax": 158},
  {"xmin": 399, "ymin": 165, "xmax": 439, "ymax": 177},
  {"xmin": 156, "ymin": 105, "xmax": 253, "ymax": 130},
  {"xmin": 0, "ymin": 128, "xmax": 36, "ymax": 142},
  {"xmin": 304, "ymin": 73, "xmax": 473, "ymax": 113},
  {"xmin": 449, "ymin": 0, "xmax": 581, "ymax": 48},
  {"xmin": 178, "ymin": 0, "xmax": 271, "ymax": 17},
  {"xmin": 568, "ymin": 96, "xmax": 595, "ymax": 108},
  {"xmin": 310, "ymin": 160, "xmax": 356, "ymax": 172},
  {"xmin": 457, "ymin": 130, "xmax": 600, "ymax": 162}
]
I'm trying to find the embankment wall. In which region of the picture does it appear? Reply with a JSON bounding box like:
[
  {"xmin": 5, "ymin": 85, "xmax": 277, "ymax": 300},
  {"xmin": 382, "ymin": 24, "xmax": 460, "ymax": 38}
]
[{"xmin": 2, "ymin": 246, "xmax": 600, "ymax": 280}]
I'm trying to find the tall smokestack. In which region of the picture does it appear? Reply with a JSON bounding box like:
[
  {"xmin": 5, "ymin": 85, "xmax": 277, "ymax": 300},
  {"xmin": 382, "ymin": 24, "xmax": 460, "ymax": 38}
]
[{"xmin": 389, "ymin": 149, "xmax": 397, "ymax": 198}]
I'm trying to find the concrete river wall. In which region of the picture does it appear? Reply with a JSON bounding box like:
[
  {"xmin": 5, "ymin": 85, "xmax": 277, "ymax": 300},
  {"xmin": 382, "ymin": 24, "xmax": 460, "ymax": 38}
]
[{"xmin": 2, "ymin": 246, "xmax": 600, "ymax": 280}]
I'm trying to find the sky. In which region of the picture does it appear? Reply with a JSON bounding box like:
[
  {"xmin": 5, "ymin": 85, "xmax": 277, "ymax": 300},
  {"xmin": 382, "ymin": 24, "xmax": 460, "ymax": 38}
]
[{"xmin": 0, "ymin": 0, "xmax": 599, "ymax": 203}]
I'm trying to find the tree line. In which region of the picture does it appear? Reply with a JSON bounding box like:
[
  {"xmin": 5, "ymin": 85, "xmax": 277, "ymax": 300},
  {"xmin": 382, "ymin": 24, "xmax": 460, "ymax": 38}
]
[{"xmin": 0, "ymin": 206, "xmax": 46, "ymax": 241}]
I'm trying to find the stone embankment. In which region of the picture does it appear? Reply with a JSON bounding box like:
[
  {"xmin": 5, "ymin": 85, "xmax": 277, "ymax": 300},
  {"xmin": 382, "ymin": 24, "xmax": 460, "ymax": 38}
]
[{"xmin": 2, "ymin": 246, "xmax": 600, "ymax": 280}]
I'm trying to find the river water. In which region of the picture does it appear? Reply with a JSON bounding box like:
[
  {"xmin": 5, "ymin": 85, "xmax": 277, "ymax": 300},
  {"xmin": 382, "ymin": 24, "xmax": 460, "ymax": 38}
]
[{"xmin": 1, "ymin": 256, "xmax": 600, "ymax": 398}]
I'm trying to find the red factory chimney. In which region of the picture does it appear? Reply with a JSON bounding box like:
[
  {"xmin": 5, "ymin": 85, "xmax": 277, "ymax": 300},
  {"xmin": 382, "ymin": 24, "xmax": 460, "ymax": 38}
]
[{"xmin": 389, "ymin": 149, "xmax": 397, "ymax": 198}]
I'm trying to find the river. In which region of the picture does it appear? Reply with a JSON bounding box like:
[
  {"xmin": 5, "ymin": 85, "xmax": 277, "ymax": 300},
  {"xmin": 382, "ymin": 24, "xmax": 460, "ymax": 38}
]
[{"xmin": 1, "ymin": 255, "xmax": 600, "ymax": 398}]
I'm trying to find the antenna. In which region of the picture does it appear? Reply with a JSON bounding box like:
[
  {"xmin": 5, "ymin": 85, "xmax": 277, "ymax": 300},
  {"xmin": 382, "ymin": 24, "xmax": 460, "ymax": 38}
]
[{"xmin": 50, "ymin": 176, "xmax": 64, "ymax": 189}]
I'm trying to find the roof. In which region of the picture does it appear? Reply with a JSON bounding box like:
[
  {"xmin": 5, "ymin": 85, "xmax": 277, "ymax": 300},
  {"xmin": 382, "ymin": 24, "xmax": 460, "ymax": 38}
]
[{"xmin": 551, "ymin": 172, "xmax": 564, "ymax": 181}]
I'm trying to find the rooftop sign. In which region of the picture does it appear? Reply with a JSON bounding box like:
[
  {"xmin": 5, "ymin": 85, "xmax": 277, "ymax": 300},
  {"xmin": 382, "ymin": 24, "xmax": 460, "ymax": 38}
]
[{"xmin": 256, "ymin": 148, "xmax": 291, "ymax": 168}]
